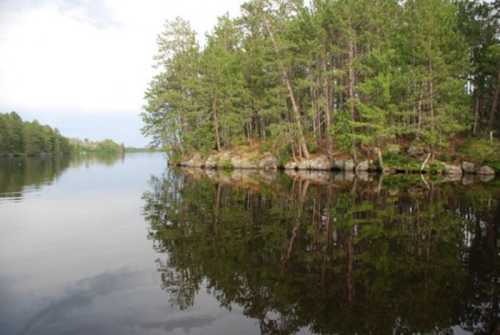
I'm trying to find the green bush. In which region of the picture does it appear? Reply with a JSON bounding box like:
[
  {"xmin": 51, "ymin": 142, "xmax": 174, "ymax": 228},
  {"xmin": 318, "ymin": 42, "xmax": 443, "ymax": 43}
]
[
  {"xmin": 458, "ymin": 138, "xmax": 500, "ymax": 163},
  {"xmin": 383, "ymin": 152, "xmax": 421, "ymax": 171}
]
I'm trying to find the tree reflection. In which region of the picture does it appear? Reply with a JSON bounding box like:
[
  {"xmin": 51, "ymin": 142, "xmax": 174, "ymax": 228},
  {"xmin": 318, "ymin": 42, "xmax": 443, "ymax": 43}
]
[
  {"xmin": 143, "ymin": 169, "xmax": 499, "ymax": 334},
  {"xmin": 0, "ymin": 153, "xmax": 124, "ymax": 200}
]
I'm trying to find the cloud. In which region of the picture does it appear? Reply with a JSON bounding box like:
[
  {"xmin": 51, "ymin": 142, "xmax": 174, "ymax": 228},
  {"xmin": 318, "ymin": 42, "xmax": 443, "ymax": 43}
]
[
  {"xmin": 0, "ymin": 0, "xmax": 245, "ymax": 114},
  {"xmin": 0, "ymin": 0, "xmax": 245, "ymax": 145}
]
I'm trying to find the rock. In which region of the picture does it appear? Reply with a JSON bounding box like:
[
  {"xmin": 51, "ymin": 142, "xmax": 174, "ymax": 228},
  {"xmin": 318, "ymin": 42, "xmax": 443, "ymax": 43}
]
[
  {"xmin": 205, "ymin": 155, "xmax": 219, "ymax": 169},
  {"xmin": 296, "ymin": 160, "xmax": 309, "ymax": 170},
  {"xmin": 407, "ymin": 145, "xmax": 425, "ymax": 158},
  {"xmin": 284, "ymin": 155, "xmax": 332, "ymax": 171},
  {"xmin": 230, "ymin": 156, "xmax": 254, "ymax": 169},
  {"xmin": 307, "ymin": 155, "xmax": 332, "ymax": 171},
  {"xmin": 180, "ymin": 153, "xmax": 204, "ymax": 167},
  {"xmin": 356, "ymin": 160, "xmax": 370, "ymax": 172},
  {"xmin": 461, "ymin": 161, "xmax": 475, "ymax": 174},
  {"xmin": 344, "ymin": 160, "xmax": 355, "ymax": 172},
  {"xmin": 443, "ymin": 163, "xmax": 463, "ymax": 176},
  {"xmin": 258, "ymin": 153, "xmax": 278, "ymax": 170},
  {"xmin": 478, "ymin": 165, "xmax": 495, "ymax": 176}
]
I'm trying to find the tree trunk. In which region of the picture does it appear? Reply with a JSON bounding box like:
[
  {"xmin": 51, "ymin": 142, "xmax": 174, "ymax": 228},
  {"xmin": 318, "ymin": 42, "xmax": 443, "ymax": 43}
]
[
  {"xmin": 261, "ymin": 13, "xmax": 310, "ymax": 159},
  {"xmin": 473, "ymin": 93, "xmax": 480, "ymax": 135},
  {"xmin": 488, "ymin": 70, "xmax": 500, "ymax": 131},
  {"xmin": 322, "ymin": 56, "xmax": 332, "ymax": 154},
  {"xmin": 428, "ymin": 60, "xmax": 435, "ymax": 158},
  {"xmin": 347, "ymin": 17, "xmax": 357, "ymax": 160},
  {"xmin": 212, "ymin": 96, "xmax": 221, "ymax": 151},
  {"xmin": 347, "ymin": 28, "xmax": 356, "ymax": 123},
  {"xmin": 428, "ymin": 61, "xmax": 435, "ymax": 134}
]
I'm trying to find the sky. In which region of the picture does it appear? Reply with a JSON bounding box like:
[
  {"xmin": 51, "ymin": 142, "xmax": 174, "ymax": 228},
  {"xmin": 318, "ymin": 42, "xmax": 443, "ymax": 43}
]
[{"xmin": 0, "ymin": 0, "xmax": 245, "ymax": 146}]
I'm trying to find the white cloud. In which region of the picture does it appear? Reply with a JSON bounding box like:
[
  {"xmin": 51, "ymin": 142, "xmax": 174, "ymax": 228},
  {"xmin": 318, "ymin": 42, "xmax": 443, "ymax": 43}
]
[{"xmin": 0, "ymin": 0, "xmax": 245, "ymax": 115}]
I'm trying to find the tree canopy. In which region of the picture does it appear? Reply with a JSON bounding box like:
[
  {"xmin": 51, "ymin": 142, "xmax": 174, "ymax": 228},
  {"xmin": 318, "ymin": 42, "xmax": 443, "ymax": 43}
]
[
  {"xmin": 142, "ymin": 0, "xmax": 500, "ymax": 161},
  {"xmin": 0, "ymin": 112, "xmax": 72, "ymax": 156}
]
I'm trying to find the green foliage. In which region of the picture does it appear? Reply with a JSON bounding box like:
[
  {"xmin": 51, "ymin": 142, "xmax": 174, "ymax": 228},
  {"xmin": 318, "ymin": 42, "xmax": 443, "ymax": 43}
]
[
  {"xmin": 458, "ymin": 138, "xmax": 500, "ymax": 170},
  {"xmin": 142, "ymin": 0, "xmax": 494, "ymax": 158},
  {"xmin": 0, "ymin": 112, "xmax": 72, "ymax": 156},
  {"xmin": 331, "ymin": 110, "xmax": 353, "ymax": 152},
  {"xmin": 220, "ymin": 159, "xmax": 234, "ymax": 170},
  {"xmin": 459, "ymin": 138, "xmax": 500, "ymax": 163},
  {"xmin": 71, "ymin": 139, "xmax": 124, "ymax": 156},
  {"xmin": 383, "ymin": 152, "xmax": 421, "ymax": 172}
]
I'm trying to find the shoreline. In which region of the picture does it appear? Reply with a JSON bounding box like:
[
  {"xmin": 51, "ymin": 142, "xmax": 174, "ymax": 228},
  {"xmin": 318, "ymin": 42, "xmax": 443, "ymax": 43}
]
[{"xmin": 176, "ymin": 150, "xmax": 498, "ymax": 178}]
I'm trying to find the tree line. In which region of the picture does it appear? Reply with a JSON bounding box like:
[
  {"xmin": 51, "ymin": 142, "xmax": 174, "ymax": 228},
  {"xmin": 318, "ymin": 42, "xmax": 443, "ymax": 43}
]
[
  {"xmin": 0, "ymin": 111, "xmax": 72, "ymax": 156},
  {"xmin": 142, "ymin": 0, "xmax": 500, "ymax": 162},
  {"xmin": 0, "ymin": 111, "xmax": 124, "ymax": 157}
]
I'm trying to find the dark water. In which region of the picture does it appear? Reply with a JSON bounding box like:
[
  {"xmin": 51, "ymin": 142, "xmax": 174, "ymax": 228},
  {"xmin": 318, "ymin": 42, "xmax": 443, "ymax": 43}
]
[{"xmin": 0, "ymin": 154, "xmax": 498, "ymax": 335}]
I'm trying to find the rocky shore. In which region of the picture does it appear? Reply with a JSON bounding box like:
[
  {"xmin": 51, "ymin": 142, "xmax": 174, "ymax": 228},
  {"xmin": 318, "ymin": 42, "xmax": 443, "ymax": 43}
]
[{"xmin": 177, "ymin": 149, "xmax": 497, "ymax": 177}]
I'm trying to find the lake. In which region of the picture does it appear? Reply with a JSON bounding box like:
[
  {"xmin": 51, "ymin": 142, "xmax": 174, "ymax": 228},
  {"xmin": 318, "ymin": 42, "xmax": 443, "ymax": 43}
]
[{"xmin": 0, "ymin": 153, "xmax": 498, "ymax": 335}]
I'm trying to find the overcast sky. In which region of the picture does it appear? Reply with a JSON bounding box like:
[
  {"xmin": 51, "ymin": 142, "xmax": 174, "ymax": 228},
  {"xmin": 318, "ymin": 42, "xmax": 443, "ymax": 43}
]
[{"xmin": 0, "ymin": 0, "xmax": 245, "ymax": 146}]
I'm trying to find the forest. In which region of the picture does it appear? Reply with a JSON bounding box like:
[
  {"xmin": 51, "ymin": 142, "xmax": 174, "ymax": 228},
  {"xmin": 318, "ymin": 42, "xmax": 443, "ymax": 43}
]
[
  {"xmin": 142, "ymin": 0, "xmax": 500, "ymax": 167},
  {"xmin": 0, "ymin": 111, "xmax": 72, "ymax": 156},
  {"xmin": 0, "ymin": 111, "xmax": 124, "ymax": 157}
]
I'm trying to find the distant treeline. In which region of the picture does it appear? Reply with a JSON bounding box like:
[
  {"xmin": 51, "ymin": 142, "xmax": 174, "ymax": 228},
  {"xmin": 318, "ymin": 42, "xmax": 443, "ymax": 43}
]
[
  {"xmin": 0, "ymin": 112, "xmax": 72, "ymax": 156},
  {"xmin": 124, "ymin": 146, "xmax": 162, "ymax": 153},
  {"xmin": 0, "ymin": 111, "xmax": 124, "ymax": 157},
  {"xmin": 71, "ymin": 138, "xmax": 125, "ymax": 155}
]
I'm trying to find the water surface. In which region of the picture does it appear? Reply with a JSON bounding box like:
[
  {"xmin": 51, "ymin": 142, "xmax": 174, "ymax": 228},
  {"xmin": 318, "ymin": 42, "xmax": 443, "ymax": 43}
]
[{"xmin": 0, "ymin": 154, "xmax": 498, "ymax": 334}]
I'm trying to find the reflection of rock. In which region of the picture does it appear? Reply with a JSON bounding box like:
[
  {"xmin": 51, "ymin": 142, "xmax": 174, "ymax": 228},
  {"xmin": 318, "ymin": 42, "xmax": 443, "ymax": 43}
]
[
  {"xmin": 343, "ymin": 172, "xmax": 355, "ymax": 182},
  {"xmin": 479, "ymin": 174, "xmax": 495, "ymax": 183},
  {"xmin": 285, "ymin": 170, "xmax": 333, "ymax": 185},
  {"xmin": 443, "ymin": 174, "xmax": 462, "ymax": 183},
  {"xmin": 478, "ymin": 166, "xmax": 495, "ymax": 176},
  {"xmin": 462, "ymin": 175, "xmax": 475, "ymax": 186},
  {"xmin": 356, "ymin": 172, "xmax": 371, "ymax": 182},
  {"xmin": 200, "ymin": 169, "xmax": 278, "ymax": 192}
]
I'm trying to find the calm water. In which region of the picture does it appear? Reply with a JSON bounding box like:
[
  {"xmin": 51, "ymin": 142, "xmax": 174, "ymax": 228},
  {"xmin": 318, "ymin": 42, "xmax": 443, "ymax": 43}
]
[{"xmin": 0, "ymin": 154, "xmax": 498, "ymax": 335}]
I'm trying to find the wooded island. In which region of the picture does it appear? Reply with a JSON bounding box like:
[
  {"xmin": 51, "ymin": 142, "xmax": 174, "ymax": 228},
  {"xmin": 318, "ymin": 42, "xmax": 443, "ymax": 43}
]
[{"xmin": 142, "ymin": 0, "xmax": 499, "ymax": 176}]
